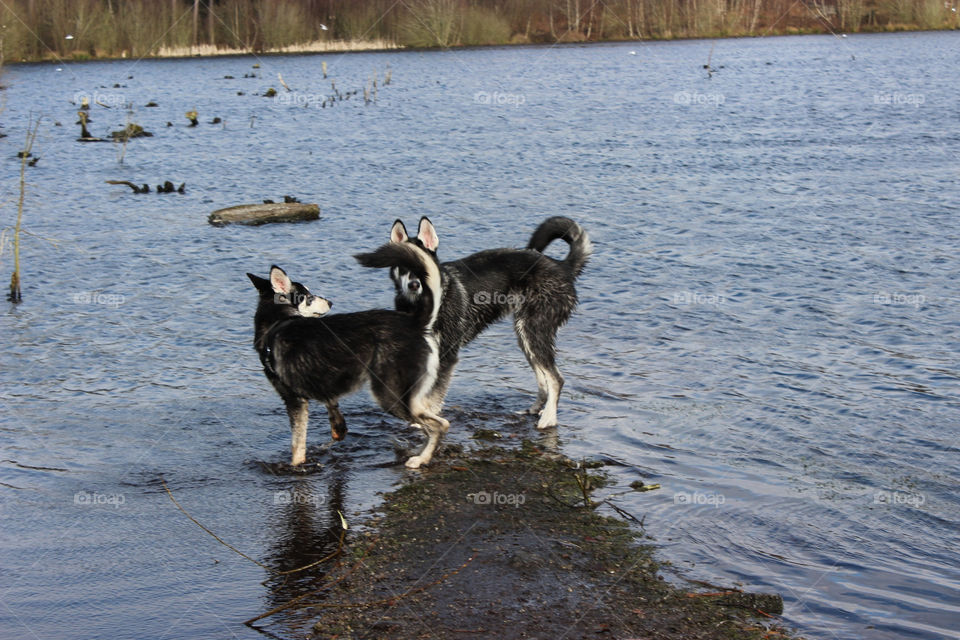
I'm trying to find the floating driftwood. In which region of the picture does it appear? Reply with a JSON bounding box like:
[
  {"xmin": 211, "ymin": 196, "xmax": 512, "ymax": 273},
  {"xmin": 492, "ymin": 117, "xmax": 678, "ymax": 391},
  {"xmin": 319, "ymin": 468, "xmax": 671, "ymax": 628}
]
[
  {"xmin": 208, "ymin": 202, "xmax": 319, "ymax": 226},
  {"xmin": 106, "ymin": 180, "xmax": 185, "ymax": 194}
]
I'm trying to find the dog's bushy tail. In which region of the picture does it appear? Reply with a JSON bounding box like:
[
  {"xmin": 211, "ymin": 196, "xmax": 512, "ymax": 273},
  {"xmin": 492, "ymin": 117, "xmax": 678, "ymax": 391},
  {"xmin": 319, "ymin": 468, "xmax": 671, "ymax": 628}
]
[
  {"xmin": 527, "ymin": 216, "xmax": 592, "ymax": 278},
  {"xmin": 355, "ymin": 242, "xmax": 442, "ymax": 331}
]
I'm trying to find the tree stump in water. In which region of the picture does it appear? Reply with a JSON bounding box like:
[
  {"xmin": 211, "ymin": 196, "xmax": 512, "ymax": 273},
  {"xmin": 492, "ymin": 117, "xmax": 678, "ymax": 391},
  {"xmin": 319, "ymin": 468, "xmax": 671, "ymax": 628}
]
[{"xmin": 208, "ymin": 203, "xmax": 320, "ymax": 226}]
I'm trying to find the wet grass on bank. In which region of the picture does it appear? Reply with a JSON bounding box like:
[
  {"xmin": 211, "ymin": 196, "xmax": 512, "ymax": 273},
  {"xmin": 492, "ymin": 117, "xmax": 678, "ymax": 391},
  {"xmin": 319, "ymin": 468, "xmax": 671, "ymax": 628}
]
[{"xmin": 255, "ymin": 441, "xmax": 799, "ymax": 640}]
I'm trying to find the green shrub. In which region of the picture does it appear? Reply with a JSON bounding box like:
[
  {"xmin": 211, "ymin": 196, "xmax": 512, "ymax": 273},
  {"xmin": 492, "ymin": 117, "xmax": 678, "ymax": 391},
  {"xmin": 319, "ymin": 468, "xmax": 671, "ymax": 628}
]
[{"xmin": 459, "ymin": 6, "xmax": 512, "ymax": 45}]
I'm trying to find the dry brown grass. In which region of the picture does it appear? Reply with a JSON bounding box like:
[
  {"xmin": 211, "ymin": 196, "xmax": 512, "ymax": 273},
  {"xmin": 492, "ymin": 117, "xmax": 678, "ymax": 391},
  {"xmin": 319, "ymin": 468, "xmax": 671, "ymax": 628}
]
[{"xmin": 155, "ymin": 38, "xmax": 398, "ymax": 59}]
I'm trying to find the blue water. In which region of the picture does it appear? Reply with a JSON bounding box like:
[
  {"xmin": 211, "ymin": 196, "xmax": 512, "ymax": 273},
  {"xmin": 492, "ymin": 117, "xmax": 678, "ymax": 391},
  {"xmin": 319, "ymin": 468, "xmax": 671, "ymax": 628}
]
[{"xmin": 1, "ymin": 32, "xmax": 958, "ymax": 639}]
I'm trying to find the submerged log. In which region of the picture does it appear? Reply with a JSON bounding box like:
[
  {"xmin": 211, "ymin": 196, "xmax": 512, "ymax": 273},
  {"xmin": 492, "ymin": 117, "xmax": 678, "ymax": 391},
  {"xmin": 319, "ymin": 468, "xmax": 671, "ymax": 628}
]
[{"xmin": 208, "ymin": 202, "xmax": 320, "ymax": 226}]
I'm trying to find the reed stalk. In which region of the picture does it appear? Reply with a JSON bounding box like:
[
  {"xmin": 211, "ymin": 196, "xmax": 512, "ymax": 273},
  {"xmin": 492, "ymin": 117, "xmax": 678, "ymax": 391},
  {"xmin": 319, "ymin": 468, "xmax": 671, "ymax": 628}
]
[{"xmin": 10, "ymin": 118, "xmax": 40, "ymax": 303}]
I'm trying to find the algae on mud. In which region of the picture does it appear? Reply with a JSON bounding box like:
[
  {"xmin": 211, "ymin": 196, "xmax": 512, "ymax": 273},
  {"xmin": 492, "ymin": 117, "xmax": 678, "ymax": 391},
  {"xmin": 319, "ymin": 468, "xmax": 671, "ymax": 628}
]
[{"xmin": 252, "ymin": 443, "xmax": 797, "ymax": 640}]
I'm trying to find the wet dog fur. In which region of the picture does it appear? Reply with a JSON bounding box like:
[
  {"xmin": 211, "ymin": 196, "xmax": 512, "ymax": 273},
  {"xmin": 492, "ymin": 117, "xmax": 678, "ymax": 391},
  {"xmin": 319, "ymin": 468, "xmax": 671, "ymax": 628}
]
[
  {"xmin": 388, "ymin": 216, "xmax": 591, "ymax": 429},
  {"xmin": 247, "ymin": 242, "xmax": 448, "ymax": 469}
]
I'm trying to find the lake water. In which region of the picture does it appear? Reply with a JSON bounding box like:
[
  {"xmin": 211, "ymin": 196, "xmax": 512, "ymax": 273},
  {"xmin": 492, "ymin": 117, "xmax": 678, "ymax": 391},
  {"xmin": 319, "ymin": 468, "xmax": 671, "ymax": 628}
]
[{"xmin": 1, "ymin": 32, "xmax": 958, "ymax": 640}]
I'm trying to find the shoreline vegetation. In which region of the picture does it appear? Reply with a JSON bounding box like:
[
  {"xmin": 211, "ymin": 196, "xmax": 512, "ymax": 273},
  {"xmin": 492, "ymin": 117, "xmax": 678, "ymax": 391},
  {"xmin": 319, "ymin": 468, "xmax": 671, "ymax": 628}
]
[
  {"xmin": 259, "ymin": 442, "xmax": 797, "ymax": 639},
  {"xmin": 0, "ymin": 0, "xmax": 957, "ymax": 65}
]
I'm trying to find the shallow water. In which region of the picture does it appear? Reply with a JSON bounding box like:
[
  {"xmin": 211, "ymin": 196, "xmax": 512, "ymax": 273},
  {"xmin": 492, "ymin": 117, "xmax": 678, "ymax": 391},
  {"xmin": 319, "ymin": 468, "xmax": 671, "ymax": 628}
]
[{"xmin": 1, "ymin": 32, "xmax": 958, "ymax": 639}]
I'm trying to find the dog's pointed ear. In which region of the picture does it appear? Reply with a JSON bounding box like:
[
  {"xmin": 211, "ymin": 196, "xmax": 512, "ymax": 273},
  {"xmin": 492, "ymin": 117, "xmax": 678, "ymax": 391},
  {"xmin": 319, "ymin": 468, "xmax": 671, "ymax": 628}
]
[
  {"xmin": 247, "ymin": 273, "xmax": 271, "ymax": 293},
  {"xmin": 417, "ymin": 217, "xmax": 438, "ymax": 251},
  {"xmin": 390, "ymin": 219, "xmax": 408, "ymax": 244},
  {"xmin": 269, "ymin": 265, "xmax": 294, "ymax": 295}
]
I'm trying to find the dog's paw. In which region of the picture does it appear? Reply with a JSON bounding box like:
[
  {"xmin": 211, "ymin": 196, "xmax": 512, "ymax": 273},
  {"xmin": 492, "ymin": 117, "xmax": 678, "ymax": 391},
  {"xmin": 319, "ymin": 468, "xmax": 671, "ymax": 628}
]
[
  {"xmin": 405, "ymin": 455, "xmax": 425, "ymax": 469},
  {"xmin": 536, "ymin": 414, "xmax": 558, "ymax": 429}
]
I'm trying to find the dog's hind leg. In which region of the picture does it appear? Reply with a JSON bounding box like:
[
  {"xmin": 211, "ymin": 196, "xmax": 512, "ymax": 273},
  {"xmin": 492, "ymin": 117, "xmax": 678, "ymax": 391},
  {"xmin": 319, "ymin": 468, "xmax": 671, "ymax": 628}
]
[
  {"xmin": 515, "ymin": 313, "xmax": 565, "ymax": 429},
  {"xmin": 534, "ymin": 362, "xmax": 563, "ymax": 429},
  {"xmin": 425, "ymin": 357, "xmax": 457, "ymax": 414},
  {"xmin": 326, "ymin": 401, "xmax": 347, "ymax": 441},
  {"xmin": 405, "ymin": 410, "xmax": 449, "ymax": 469},
  {"xmin": 515, "ymin": 317, "xmax": 549, "ymax": 415},
  {"xmin": 284, "ymin": 396, "xmax": 309, "ymax": 466}
]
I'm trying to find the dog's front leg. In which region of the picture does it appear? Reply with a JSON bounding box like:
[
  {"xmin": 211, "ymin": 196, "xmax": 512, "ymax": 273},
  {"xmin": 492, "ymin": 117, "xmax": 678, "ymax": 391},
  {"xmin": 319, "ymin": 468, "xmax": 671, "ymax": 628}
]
[
  {"xmin": 326, "ymin": 401, "xmax": 348, "ymax": 441},
  {"xmin": 284, "ymin": 396, "xmax": 309, "ymax": 466},
  {"xmin": 406, "ymin": 411, "xmax": 449, "ymax": 469}
]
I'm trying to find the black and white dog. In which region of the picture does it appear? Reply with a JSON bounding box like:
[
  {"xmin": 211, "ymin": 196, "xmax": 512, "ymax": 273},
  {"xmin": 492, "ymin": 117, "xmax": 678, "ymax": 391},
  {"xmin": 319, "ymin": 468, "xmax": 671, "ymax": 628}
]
[
  {"xmin": 247, "ymin": 240, "xmax": 448, "ymax": 469},
  {"xmin": 388, "ymin": 216, "xmax": 591, "ymax": 429}
]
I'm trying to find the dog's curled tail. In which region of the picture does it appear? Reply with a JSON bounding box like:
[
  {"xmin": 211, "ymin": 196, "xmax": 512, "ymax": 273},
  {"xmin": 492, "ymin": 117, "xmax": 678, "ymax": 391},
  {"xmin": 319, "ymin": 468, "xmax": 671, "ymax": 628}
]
[
  {"xmin": 527, "ymin": 216, "xmax": 593, "ymax": 277},
  {"xmin": 354, "ymin": 242, "xmax": 442, "ymax": 331}
]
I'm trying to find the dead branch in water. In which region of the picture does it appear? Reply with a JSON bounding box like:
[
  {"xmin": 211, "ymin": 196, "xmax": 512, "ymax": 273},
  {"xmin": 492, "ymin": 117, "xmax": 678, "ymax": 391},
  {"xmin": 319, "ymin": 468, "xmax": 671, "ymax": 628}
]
[{"xmin": 106, "ymin": 180, "xmax": 149, "ymax": 193}]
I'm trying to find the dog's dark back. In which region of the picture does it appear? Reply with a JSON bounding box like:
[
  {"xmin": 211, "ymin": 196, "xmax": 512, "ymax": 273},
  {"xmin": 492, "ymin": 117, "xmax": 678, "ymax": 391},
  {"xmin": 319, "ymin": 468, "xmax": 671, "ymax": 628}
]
[
  {"xmin": 387, "ymin": 216, "xmax": 590, "ymax": 428},
  {"xmin": 260, "ymin": 311, "xmax": 430, "ymax": 417},
  {"xmin": 396, "ymin": 216, "xmax": 590, "ymax": 352},
  {"xmin": 250, "ymin": 240, "xmax": 444, "ymax": 423}
]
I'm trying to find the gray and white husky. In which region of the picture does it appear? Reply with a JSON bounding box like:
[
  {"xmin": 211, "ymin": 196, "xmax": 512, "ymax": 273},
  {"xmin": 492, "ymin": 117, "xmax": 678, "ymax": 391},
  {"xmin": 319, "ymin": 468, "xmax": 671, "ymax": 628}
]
[{"xmin": 388, "ymin": 216, "xmax": 591, "ymax": 429}]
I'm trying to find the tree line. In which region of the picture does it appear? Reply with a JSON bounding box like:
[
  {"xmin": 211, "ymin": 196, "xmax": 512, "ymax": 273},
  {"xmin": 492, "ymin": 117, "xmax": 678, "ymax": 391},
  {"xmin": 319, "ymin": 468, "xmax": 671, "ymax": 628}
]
[{"xmin": 0, "ymin": 0, "xmax": 956, "ymax": 61}]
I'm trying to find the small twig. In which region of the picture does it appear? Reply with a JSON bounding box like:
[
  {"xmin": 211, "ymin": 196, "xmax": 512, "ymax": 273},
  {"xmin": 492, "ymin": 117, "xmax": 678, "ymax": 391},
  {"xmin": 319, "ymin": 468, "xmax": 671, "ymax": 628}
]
[
  {"xmin": 116, "ymin": 113, "xmax": 131, "ymax": 164},
  {"xmin": 574, "ymin": 465, "xmax": 593, "ymax": 507},
  {"xmin": 162, "ymin": 478, "xmax": 271, "ymax": 570},
  {"xmin": 604, "ymin": 501, "xmax": 643, "ymax": 525},
  {"xmin": 0, "ymin": 459, "xmax": 69, "ymax": 472},
  {"xmin": 540, "ymin": 486, "xmax": 582, "ymax": 510},
  {"xmin": 244, "ymin": 538, "xmax": 375, "ymax": 625},
  {"xmin": 106, "ymin": 180, "xmax": 145, "ymax": 193},
  {"xmin": 271, "ymin": 526, "xmax": 345, "ymax": 577},
  {"xmin": 162, "ymin": 477, "xmax": 345, "ymax": 577},
  {"xmin": 17, "ymin": 229, "xmax": 61, "ymax": 248},
  {"xmin": 243, "ymin": 543, "xmax": 373, "ymax": 627}
]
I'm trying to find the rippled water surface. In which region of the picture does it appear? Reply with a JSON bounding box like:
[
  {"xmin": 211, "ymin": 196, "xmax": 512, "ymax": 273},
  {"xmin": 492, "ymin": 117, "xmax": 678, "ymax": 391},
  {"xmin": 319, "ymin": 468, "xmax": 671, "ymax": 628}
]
[{"xmin": 1, "ymin": 32, "xmax": 958, "ymax": 640}]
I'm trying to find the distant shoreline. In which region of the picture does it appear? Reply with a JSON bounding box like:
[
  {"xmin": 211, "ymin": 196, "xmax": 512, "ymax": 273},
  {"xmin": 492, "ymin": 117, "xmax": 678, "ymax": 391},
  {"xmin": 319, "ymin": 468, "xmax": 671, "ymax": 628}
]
[{"xmin": 4, "ymin": 26, "xmax": 957, "ymax": 67}]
